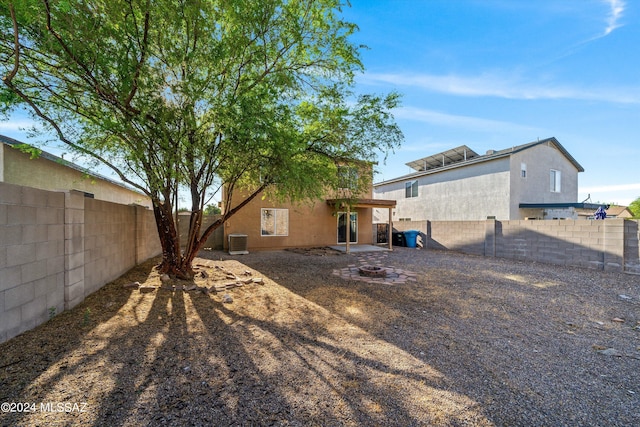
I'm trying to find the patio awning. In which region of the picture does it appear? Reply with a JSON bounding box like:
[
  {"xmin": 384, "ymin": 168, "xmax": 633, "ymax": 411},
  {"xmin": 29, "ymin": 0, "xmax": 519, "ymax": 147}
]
[
  {"xmin": 326, "ymin": 198, "xmax": 396, "ymax": 209},
  {"xmin": 519, "ymin": 202, "xmax": 602, "ymax": 210}
]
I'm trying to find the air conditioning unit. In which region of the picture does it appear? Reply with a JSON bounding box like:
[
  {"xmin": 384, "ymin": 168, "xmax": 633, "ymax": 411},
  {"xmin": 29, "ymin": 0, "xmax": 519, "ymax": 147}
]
[{"xmin": 228, "ymin": 234, "xmax": 249, "ymax": 255}]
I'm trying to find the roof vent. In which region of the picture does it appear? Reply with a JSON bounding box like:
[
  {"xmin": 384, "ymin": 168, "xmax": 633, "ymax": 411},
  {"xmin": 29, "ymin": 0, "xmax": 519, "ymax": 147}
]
[{"xmin": 486, "ymin": 149, "xmax": 495, "ymax": 155}]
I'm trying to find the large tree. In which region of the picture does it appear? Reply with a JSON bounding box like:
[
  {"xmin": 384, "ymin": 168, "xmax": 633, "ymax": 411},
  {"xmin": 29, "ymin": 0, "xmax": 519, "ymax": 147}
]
[
  {"xmin": 1, "ymin": 0, "xmax": 402, "ymax": 277},
  {"xmin": 629, "ymin": 197, "xmax": 640, "ymax": 219}
]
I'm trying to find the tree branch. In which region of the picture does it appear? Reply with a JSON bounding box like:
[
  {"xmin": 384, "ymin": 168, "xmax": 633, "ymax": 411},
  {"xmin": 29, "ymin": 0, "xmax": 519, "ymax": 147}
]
[
  {"xmin": 124, "ymin": 3, "xmax": 151, "ymax": 106},
  {"xmin": 3, "ymin": 2, "xmax": 19, "ymax": 83}
]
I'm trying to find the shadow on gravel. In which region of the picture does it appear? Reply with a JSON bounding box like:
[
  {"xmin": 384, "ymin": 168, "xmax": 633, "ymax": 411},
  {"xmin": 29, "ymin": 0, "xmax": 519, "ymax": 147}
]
[
  {"xmin": 226, "ymin": 247, "xmax": 640, "ymax": 427},
  {"xmin": 0, "ymin": 261, "xmax": 156, "ymax": 427},
  {"xmin": 2, "ymin": 249, "xmax": 638, "ymax": 426}
]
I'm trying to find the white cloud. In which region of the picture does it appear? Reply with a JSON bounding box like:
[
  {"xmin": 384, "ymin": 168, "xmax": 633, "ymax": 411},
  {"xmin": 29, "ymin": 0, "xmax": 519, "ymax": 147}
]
[
  {"xmin": 581, "ymin": 182, "xmax": 640, "ymax": 193},
  {"xmin": 579, "ymin": 181, "xmax": 640, "ymax": 206},
  {"xmin": 396, "ymin": 106, "xmax": 539, "ymax": 133},
  {"xmin": 575, "ymin": 0, "xmax": 626, "ymax": 46},
  {"xmin": 0, "ymin": 120, "xmax": 35, "ymax": 131},
  {"xmin": 603, "ymin": 0, "xmax": 625, "ymax": 36},
  {"xmin": 361, "ymin": 72, "xmax": 640, "ymax": 104}
]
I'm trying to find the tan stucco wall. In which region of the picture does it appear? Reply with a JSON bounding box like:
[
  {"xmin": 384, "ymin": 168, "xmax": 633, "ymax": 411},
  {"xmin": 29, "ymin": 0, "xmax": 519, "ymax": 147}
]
[
  {"xmin": 224, "ymin": 190, "xmax": 374, "ymax": 251},
  {"xmin": 1, "ymin": 144, "xmax": 152, "ymax": 207}
]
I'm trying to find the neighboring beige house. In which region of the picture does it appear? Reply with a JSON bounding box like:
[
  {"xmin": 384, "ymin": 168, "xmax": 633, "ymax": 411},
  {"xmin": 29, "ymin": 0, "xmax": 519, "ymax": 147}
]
[
  {"xmin": 606, "ymin": 205, "xmax": 634, "ymax": 219},
  {"xmin": 1, "ymin": 135, "xmax": 152, "ymax": 207},
  {"xmin": 223, "ymin": 167, "xmax": 396, "ymax": 252},
  {"xmin": 374, "ymin": 137, "xmax": 594, "ymax": 221},
  {"xmin": 571, "ymin": 204, "xmax": 634, "ymax": 220}
]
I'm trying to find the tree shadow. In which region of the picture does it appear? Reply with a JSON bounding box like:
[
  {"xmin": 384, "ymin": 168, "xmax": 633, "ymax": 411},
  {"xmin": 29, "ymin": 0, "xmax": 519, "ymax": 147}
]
[
  {"xmin": 231, "ymin": 248, "xmax": 640, "ymax": 426},
  {"xmin": 0, "ymin": 258, "xmax": 158, "ymax": 426},
  {"xmin": 187, "ymin": 285, "xmax": 487, "ymax": 426},
  {"xmin": 9, "ymin": 247, "xmax": 636, "ymax": 425}
]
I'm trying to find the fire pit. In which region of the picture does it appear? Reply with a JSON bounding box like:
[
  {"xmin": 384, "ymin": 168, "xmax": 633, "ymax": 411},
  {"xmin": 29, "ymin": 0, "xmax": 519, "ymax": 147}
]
[{"xmin": 358, "ymin": 265, "xmax": 387, "ymax": 278}]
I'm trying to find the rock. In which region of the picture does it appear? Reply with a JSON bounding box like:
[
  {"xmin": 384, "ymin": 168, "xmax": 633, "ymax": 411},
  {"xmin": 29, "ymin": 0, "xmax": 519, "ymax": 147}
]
[
  {"xmin": 139, "ymin": 285, "xmax": 156, "ymax": 293},
  {"xmin": 222, "ymin": 294, "xmax": 233, "ymax": 304},
  {"xmin": 123, "ymin": 281, "xmax": 140, "ymax": 289},
  {"xmin": 184, "ymin": 284, "xmax": 197, "ymax": 291},
  {"xmin": 612, "ymin": 318, "xmax": 625, "ymax": 323},
  {"xmin": 243, "ymin": 270, "xmax": 253, "ymax": 276},
  {"xmin": 199, "ymin": 270, "xmax": 209, "ymax": 279},
  {"xmin": 598, "ymin": 348, "xmax": 622, "ymax": 357},
  {"xmin": 252, "ymin": 278, "xmax": 264, "ymax": 285},
  {"xmin": 619, "ymin": 294, "xmax": 632, "ymax": 300},
  {"xmin": 160, "ymin": 274, "xmax": 171, "ymax": 282}
]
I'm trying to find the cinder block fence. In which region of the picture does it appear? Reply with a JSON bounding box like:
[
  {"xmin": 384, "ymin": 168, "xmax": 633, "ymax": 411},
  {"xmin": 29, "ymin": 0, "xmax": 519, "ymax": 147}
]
[
  {"xmin": 391, "ymin": 218, "xmax": 640, "ymax": 274},
  {"xmin": 0, "ymin": 182, "xmax": 161, "ymax": 344}
]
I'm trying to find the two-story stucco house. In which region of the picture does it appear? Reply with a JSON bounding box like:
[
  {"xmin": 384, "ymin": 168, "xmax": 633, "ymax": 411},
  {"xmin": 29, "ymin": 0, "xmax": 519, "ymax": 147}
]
[
  {"xmin": 223, "ymin": 165, "xmax": 396, "ymax": 253},
  {"xmin": 374, "ymin": 137, "xmax": 595, "ymax": 222}
]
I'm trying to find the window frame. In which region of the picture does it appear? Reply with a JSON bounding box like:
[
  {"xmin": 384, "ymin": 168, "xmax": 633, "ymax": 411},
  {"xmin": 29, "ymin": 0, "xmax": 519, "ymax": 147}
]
[
  {"xmin": 260, "ymin": 208, "xmax": 289, "ymax": 237},
  {"xmin": 338, "ymin": 166, "xmax": 359, "ymax": 190},
  {"xmin": 337, "ymin": 211, "xmax": 358, "ymax": 244},
  {"xmin": 405, "ymin": 180, "xmax": 418, "ymax": 198},
  {"xmin": 550, "ymin": 169, "xmax": 561, "ymax": 193}
]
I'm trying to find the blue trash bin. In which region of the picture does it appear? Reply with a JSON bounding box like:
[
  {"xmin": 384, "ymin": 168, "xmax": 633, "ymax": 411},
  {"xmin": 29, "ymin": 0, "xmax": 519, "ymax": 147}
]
[{"xmin": 403, "ymin": 230, "xmax": 420, "ymax": 248}]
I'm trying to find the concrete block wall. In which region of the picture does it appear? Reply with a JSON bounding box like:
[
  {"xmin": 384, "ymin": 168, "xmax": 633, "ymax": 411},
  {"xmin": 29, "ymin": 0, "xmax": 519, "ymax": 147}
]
[
  {"xmin": 392, "ymin": 220, "xmax": 487, "ymax": 255},
  {"xmin": 0, "ymin": 182, "xmax": 65, "ymax": 343},
  {"xmin": 495, "ymin": 220, "xmax": 620, "ymax": 270},
  {"xmin": 84, "ymin": 198, "xmax": 137, "ymax": 297},
  {"xmin": 389, "ymin": 218, "xmax": 638, "ymax": 273},
  {"xmin": 1, "ymin": 182, "xmax": 161, "ymax": 344},
  {"xmin": 624, "ymin": 220, "xmax": 640, "ymax": 274},
  {"xmin": 177, "ymin": 214, "xmax": 224, "ymax": 250},
  {"xmin": 64, "ymin": 190, "xmax": 85, "ymax": 309},
  {"xmin": 136, "ymin": 204, "xmax": 161, "ymax": 263},
  {"xmin": 429, "ymin": 220, "xmax": 486, "ymax": 256}
]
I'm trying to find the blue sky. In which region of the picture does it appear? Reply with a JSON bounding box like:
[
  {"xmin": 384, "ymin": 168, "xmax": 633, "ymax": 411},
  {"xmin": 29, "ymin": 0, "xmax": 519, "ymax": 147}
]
[
  {"xmin": 1, "ymin": 0, "xmax": 638, "ymax": 205},
  {"xmin": 344, "ymin": 0, "xmax": 640, "ymax": 205}
]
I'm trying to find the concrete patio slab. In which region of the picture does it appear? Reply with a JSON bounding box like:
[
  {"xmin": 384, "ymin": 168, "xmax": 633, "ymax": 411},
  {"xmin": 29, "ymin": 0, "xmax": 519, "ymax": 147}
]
[{"xmin": 329, "ymin": 244, "xmax": 392, "ymax": 253}]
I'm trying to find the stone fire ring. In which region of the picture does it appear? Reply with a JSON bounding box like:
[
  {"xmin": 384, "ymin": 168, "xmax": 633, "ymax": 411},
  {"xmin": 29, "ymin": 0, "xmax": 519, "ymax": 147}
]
[{"xmin": 358, "ymin": 265, "xmax": 387, "ymax": 278}]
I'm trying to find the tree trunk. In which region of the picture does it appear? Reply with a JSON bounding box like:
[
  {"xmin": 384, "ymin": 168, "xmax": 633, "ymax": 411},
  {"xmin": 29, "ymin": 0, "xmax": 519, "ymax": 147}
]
[
  {"xmin": 152, "ymin": 183, "xmax": 269, "ymax": 279},
  {"xmin": 153, "ymin": 202, "xmax": 193, "ymax": 278}
]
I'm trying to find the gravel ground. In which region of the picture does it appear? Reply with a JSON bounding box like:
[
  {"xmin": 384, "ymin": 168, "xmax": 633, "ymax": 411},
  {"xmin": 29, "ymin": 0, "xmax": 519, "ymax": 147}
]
[{"xmin": 0, "ymin": 247, "xmax": 638, "ymax": 426}]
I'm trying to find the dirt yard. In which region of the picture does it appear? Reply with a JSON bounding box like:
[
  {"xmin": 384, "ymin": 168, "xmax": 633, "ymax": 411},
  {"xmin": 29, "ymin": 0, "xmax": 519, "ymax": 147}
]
[{"xmin": 0, "ymin": 247, "xmax": 638, "ymax": 426}]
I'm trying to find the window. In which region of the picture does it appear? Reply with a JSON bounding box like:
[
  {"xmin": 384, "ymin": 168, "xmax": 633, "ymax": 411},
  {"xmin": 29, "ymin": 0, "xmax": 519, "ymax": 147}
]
[
  {"xmin": 338, "ymin": 166, "xmax": 359, "ymax": 190},
  {"xmin": 261, "ymin": 208, "xmax": 288, "ymax": 236},
  {"xmin": 550, "ymin": 169, "xmax": 561, "ymax": 193},
  {"xmin": 405, "ymin": 180, "xmax": 418, "ymax": 198},
  {"xmin": 521, "ymin": 162, "xmax": 527, "ymax": 178}
]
